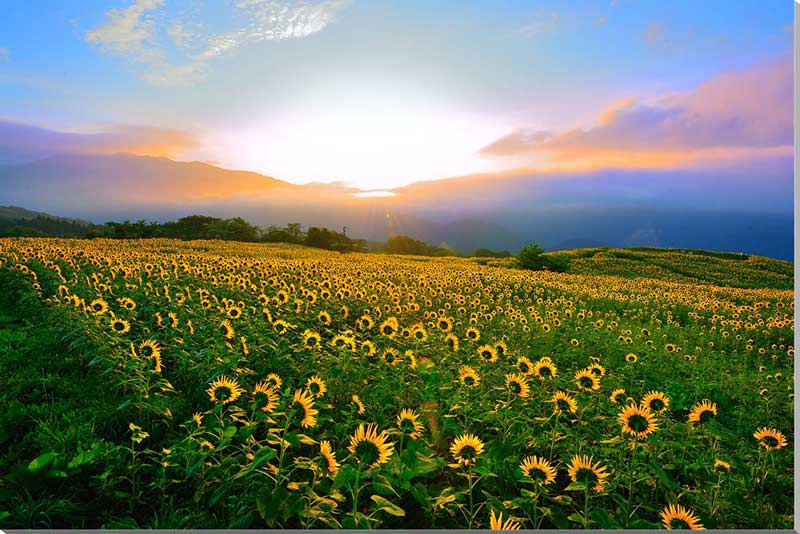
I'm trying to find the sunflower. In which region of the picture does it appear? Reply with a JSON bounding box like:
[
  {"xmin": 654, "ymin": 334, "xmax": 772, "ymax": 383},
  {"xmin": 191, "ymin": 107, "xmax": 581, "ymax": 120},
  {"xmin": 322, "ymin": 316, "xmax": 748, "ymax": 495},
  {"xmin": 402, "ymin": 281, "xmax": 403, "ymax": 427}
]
[
  {"xmin": 226, "ymin": 306, "xmax": 243, "ymax": 319},
  {"xmin": 574, "ymin": 369, "xmax": 600, "ymax": 392},
  {"xmin": 437, "ymin": 317, "xmax": 453, "ymax": 332},
  {"xmin": 265, "ymin": 373, "xmax": 283, "ymax": 390},
  {"xmin": 89, "ymin": 298, "xmax": 109, "ymax": 315},
  {"xmin": 252, "ymin": 381, "xmax": 279, "ymax": 413},
  {"xmin": 458, "ymin": 365, "xmax": 481, "ymax": 387},
  {"xmin": 192, "ymin": 412, "xmax": 203, "ymax": 426},
  {"xmin": 505, "ymin": 373, "xmax": 530, "ymax": 398},
  {"xmin": 533, "ymin": 358, "xmax": 557, "ymax": 380},
  {"xmin": 379, "ymin": 317, "xmax": 399, "ymax": 338},
  {"xmin": 609, "ymin": 388, "xmax": 626, "ymax": 404},
  {"xmin": 206, "ymin": 375, "xmax": 244, "ymax": 405},
  {"xmin": 587, "ymin": 362, "xmax": 606, "ymax": 377},
  {"xmin": 397, "ymin": 408, "xmax": 425, "ymax": 439},
  {"xmin": 319, "ymin": 440, "xmax": 341, "ymax": 473},
  {"xmin": 292, "ymin": 389, "xmax": 318, "ymax": 428},
  {"xmin": 360, "ymin": 340, "xmax": 377, "ymax": 357},
  {"xmin": 465, "ymin": 326, "xmax": 481, "ymax": 342},
  {"xmin": 495, "ymin": 340, "xmax": 509, "ymax": 358},
  {"xmin": 713, "ymin": 459, "xmax": 731, "ymax": 472},
  {"xmin": 660, "ymin": 504, "xmax": 705, "ymax": 530},
  {"xmin": 640, "ymin": 390, "xmax": 670, "ymax": 414},
  {"xmin": 318, "ymin": 310, "xmax": 332, "ymax": 326},
  {"xmin": 618, "ymin": 403, "xmax": 658, "ymax": 439},
  {"xmin": 519, "ymin": 455, "xmax": 557, "ymax": 486},
  {"xmin": 489, "ymin": 509, "xmax": 520, "ymax": 531},
  {"xmin": 450, "ymin": 433, "xmax": 485, "ymax": 467},
  {"xmin": 382, "ymin": 347, "xmax": 401, "ymax": 366},
  {"xmin": 352, "ymin": 394, "xmax": 366, "ymax": 414},
  {"xmin": 552, "ymin": 390, "xmax": 578, "ymax": 414},
  {"xmin": 625, "ymin": 353, "xmax": 638, "ymax": 363},
  {"xmin": 110, "ymin": 318, "xmax": 131, "ymax": 334},
  {"xmin": 303, "ymin": 330, "xmax": 321, "ymax": 350},
  {"xmin": 220, "ymin": 319, "xmax": 235, "ymax": 340},
  {"xmin": 357, "ymin": 315, "xmax": 374, "ymax": 330},
  {"xmin": 516, "ymin": 357, "xmax": 534, "ymax": 375},
  {"xmin": 411, "ymin": 325, "xmax": 428, "ymax": 342},
  {"xmin": 753, "ymin": 427, "xmax": 788, "ymax": 450},
  {"xmin": 445, "ymin": 333, "xmax": 460, "ymax": 351},
  {"xmin": 478, "ymin": 344, "xmax": 498, "ymax": 363},
  {"xmin": 687, "ymin": 400, "xmax": 717, "ymax": 423},
  {"xmin": 348, "ymin": 423, "xmax": 394, "ymax": 468},
  {"xmin": 567, "ymin": 454, "xmax": 610, "ymax": 493},
  {"xmin": 139, "ymin": 339, "xmax": 161, "ymax": 359},
  {"xmin": 306, "ymin": 375, "xmax": 327, "ymax": 399}
]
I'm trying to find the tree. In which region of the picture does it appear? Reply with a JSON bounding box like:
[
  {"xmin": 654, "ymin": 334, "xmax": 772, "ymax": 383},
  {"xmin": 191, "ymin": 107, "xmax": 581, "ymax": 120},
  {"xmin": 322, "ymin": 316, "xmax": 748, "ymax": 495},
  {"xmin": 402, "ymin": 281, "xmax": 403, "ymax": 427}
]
[{"xmin": 516, "ymin": 243, "xmax": 569, "ymax": 272}]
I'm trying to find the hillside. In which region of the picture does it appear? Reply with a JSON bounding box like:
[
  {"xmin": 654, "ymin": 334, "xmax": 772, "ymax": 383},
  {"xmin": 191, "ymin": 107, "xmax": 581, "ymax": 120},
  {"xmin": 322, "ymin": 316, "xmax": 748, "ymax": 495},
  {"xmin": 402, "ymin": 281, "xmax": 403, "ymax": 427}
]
[{"xmin": 547, "ymin": 247, "xmax": 794, "ymax": 290}]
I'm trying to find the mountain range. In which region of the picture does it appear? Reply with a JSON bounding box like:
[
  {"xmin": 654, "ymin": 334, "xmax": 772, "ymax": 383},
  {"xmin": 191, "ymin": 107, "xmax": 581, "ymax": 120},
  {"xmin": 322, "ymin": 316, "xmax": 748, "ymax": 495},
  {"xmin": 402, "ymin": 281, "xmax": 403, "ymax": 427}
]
[{"xmin": 0, "ymin": 152, "xmax": 793, "ymax": 260}]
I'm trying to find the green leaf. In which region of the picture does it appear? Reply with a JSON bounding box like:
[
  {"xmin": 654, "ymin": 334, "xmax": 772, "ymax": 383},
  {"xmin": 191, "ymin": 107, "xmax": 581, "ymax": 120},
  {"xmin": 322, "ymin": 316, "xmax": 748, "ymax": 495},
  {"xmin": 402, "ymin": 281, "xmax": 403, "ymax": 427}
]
[
  {"xmin": 371, "ymin": 495, "xmax": 405, "ymax": 517},
  {"xmin": 28, "ymin": 452, "xmax": 59, "ymax": 472},
  {"xmin": 222, "ymin": 426, "xmax": 237, "ymax": 439},
  {"xmin": 564, "ymin": 481, "xmax": 588, "ymax": 492}
]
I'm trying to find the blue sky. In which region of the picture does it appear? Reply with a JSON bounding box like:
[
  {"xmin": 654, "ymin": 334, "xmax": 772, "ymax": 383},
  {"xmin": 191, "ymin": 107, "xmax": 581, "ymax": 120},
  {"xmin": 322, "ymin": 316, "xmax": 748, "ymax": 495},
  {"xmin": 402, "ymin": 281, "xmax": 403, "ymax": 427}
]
[{"xmin": 0, "ymin": 0, "xmax": 792, "ymax": 189}]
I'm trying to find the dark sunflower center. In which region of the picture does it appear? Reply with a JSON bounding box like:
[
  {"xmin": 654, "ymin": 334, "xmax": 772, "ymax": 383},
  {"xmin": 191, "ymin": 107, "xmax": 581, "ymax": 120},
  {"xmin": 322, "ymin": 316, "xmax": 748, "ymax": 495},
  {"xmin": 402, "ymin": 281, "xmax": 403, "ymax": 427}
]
[
  {"xmin": 540, "ymin": 366, "xmax": 552, "ymax": 377},
  {"xmin": 528, "ymin": 467, "xmax": 547, "ymax": 482},
  {"xmin": 509, "ymin": 381, "xmax": 522, "ymax": 394},
  {"xmin": 699, "ymin": 409, "xmax": 714, "ymax": 423},
  {"xmin": 575, "ymin": 467, "xmax": 598, "ymax": 487},
  {"xmin": 763, "ymin": 436, "xmax": 779, "ymax": 447},
  {"xmin": 215, "ymin": 386, "xmax": 232, "ymax": 401},
  {"xmin": 400, "ymin": 419, "xmax": 416, "ymax": 434},
  {"xmin": 141, "ymin": 346, "xmax": 154, "ymax": 357},
  {"xmin": 415, "ymin": 331, "xmax": 424, "ymax": 339},
  {"xmin": 579, "ymin": 376, "xmax": 594, "ymax": 388},
  {"xmin": 468, "ymin": 331, "xmax": 477, "ymax": 339},
  {"xmin": 590, "ymin": 368, "xmax": 601, "ymax": 377},
  {"xmin": 114, "ymin": 321, "xmax": 125, "ymax": 331},
  {"xmin": 385, "ymin": 354, "xmax": 395, "ymax": 364},
  {"xmin": 309, "ymin": 383, "xmax": 321, "ymax": 394},
  {"xmin": 649, "ymin": 399, "xmax": 665, "ymax": 411},
  {"xmin": 481, "ymin": 351, "xmax": 493, "ymax": 360},
  {"xmin": 439, "ymin": 321, "xmax": 448, "ymax": 329},
  {"xmin": 355, "ymin": 440, "xmax": 380, "ymax": 464},
  {"xmin": 628, "ymin": 414, "xmax": 649, "ymax": 432},
  {"xmin": 519, "ymin": 363, "xmax": 530, "ymax": 373},
  {"xmin": 463, "ymin": 376, "xmax": 475, "ymax": 386},
  {"xmin": 383, "ymin": 326, "xmax": 393, "ymax": 334},
  {"xmin": 669, "ymin": 519, "xmax": 690, "ymax": 529},
  {"xmin": 334, "ymin": 338, "xmax": 345, "ymax": 347},
  {"xmin": 557, "ymin": 399, "xmax": 571, "ymax": 411},
  {"xmin": 308, "ymin": 337, "xmax": 318, "ymax": 345},
  {"xmin": 457, "ymin": 445, "xmax": 477, "ymax": 460}
]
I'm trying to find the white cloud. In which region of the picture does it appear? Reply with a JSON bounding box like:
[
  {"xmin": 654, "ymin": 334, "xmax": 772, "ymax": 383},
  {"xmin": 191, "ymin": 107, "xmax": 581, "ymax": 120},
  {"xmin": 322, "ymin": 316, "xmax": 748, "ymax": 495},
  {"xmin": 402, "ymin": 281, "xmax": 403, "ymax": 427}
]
[{"xmin": 85, "ymin": 0, "xmax": 351, "ymax": 88}]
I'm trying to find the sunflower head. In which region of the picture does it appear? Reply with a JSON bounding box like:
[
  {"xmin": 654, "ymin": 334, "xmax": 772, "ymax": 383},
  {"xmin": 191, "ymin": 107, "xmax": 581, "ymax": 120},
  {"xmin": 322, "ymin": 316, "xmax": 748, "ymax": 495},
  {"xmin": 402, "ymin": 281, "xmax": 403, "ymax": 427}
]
[
  {"xmin": 567, "ymin": 454, "xmax": 609, "ymax": 493},
  {"xmin": 478, "ymin": 344, "xmax": 497, "ymax": 363},
  {"xmin": 449, "ymin": 433, "xmax": 485, "ymax": 467},
  {"xmin": 505, "ymin": 373, "xmax": 530, "ymax": 398},
  {"xmin": 306, "ymin": 375, "xmax": 327, "ymax": 399},
  {"xmin": 396, "ymin": 408, "xmax": 425, "ymax": 439},
  {"xmin": 552, "ymin": 390, "xmax": 578, "ymax": 414},
  {"xmin": 252, "ymin": 381, "xmax": 279, "ymax": 413},
  {"xmin": 609, "ymin": 388, "xmax": 626, "ymax": 404},
  {"xmin": 533, "ymin": 358, "xmax": 557, "ymax": 380},
  {"xmin": 206, "ymin": 375, "xmax": 244, "ymax": 405},
  {"xmin": 292, "ymin": 389, "xmax": 319, "ymax": 428},
  {"xmin": 618, "ymin": 403, "xmax": 658, "ymax": 439},
  {"xmin": 489, "ymin": 509, "xmax": 520, "ymax": 531},
  {"xmin": 319, "ymin": 440, "xmax": 341, "ymax": 474},
  {"xmin": 687, "ymin": 399, "xmax": 717, "ymax": 423},
  {"xmin": 519, "ymin": 455, "xmax": 557, "ymax": 486},
  {"xmin": 458, "ymin": 365, "xmax": 481, "ymax": 387},
  {"xmin": 753, "ymin": 427, "xmax": 788, "ymax": 450},
  {"xmin": 641, "ymin": 390, "xmax": 670, "ymax": 414},
  {"xmin": 348, "ymin": 423, "xmax": 394, "ymax": 468},
  {"xmin": 574, "ymin": 369, "xmax": 600, "ymax": 392},
  {"xmin": 660, "ymin": 504, "xmax": 705, "ymax": 530}
]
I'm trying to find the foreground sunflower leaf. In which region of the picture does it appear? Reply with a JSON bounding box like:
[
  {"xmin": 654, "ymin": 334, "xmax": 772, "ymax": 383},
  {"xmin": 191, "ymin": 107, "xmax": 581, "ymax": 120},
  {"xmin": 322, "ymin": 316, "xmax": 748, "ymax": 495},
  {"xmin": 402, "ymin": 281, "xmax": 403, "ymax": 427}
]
[{"xmin": 370, "ymin": 494, "xmax": 406, "ymax": 517}]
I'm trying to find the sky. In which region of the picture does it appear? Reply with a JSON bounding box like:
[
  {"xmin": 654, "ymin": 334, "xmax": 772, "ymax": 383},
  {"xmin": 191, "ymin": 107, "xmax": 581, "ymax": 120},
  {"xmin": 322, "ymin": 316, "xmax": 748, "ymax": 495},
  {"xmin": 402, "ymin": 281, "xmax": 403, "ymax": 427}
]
[{"xmin": 0, "ymin": 0, "xmax": 793, "ymax": 190}]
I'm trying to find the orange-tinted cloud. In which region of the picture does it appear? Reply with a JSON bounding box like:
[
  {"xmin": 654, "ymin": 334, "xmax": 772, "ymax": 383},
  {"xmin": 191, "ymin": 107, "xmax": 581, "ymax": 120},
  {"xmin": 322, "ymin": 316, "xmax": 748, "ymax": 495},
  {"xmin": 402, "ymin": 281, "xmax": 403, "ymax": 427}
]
[
  {"xmin": 0, "ymin": 120, "xmax": 199, "ymax": 162},
  {"xmin": 479, "ymin": 54, "xmax": 792, "ymax": 169}
]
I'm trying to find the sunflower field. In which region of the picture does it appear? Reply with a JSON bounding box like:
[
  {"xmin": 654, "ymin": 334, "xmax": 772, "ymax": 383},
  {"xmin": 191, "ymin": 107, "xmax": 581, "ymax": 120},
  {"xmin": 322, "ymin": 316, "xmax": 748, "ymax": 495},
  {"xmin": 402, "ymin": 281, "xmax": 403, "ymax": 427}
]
[{"xmin": 0, "ymin": 238, "xmax": 793, "ymax": 529}]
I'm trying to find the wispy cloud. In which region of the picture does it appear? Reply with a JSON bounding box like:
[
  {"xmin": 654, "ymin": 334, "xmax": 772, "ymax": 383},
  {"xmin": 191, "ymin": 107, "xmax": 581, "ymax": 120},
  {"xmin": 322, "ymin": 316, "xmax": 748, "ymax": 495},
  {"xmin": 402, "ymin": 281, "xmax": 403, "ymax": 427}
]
[
  {"xmin": 479, "ymin": 55, "xmax": 792, "ymax": 169},
  {"xmin": 85, "ymin": 0, "xmax": 351, "ymax": 87}
]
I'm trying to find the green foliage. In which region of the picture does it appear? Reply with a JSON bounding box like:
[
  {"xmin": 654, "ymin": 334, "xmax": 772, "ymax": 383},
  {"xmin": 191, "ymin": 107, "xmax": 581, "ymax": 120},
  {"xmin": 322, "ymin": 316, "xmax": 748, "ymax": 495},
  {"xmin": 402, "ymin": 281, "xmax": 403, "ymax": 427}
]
[
  {"xmin": 516, "ymin": 243, "xmax": 570, "ymax": 272},
  {"xmin": 379, "ymin": 235, "xmax": 455, "ymax": 256}
]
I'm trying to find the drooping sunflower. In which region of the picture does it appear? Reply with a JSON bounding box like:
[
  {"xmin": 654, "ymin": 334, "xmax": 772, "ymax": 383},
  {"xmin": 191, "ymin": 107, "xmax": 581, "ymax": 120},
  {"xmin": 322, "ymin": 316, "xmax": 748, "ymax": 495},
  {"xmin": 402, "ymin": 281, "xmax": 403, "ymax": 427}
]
[
  {"xmin": 292, "ymin": 389, "xmax": 319, "ymax": 428},
  {"xmin": 397, "ymin": 408, "xmax": 425, "ymax": 439},
  {"xmin": 609, "ymin": 388, "xmax": 626, "ymax": 404},
  {"xmin": 89, "ymin": 298, "xmax": 109, "ymax": 315},
  {"xmin": 478, "ymin": 344, "xmax": 498, "ymax": 363},
  {"xmin": 303, "ymin": 330, "xmax": 321, "ymax": 350},
  {"xmin": 519, "ymin": 455, "xmax": 557, "ymax": 486},
  {"xmin": 516, "ymin": 357, "xmax": 534, "ymax": 376},
  {"xmin": 318, "ymin": 310, "xmax": 332, "ymax": 326},
  {"xmin": 206, "ymin": 375, "xmax": 244, "ymax": 405},
  {"xmin": 110, "ymin": 318, "xmax": 131, "ymax": 334},
  {"xmin": 640, "ymin": 390, "xmax": 670, "ymax": 414},
  {"xmin": 567, "ymin": 454, "xmax": 610, "ymax": 493},
  {"xmin": 306, "ymin": 375, "xmax": 327, "ymax": 399},
  {"xmin": 618, "ymin": 403, "xmax": 658, "ymax": 439},
  {"xmin": 495, "ymin": 340, "xmax": 509, "ymax": 358},
  {"xmin": 625, "ymin": 353, "xmax": 638, "ymax": 363},
  {"xmin": 533, "ymin": 358, "xmax": 557, "ymax": 380},
  {"xmin": 360, "ymin": 340, "xmax": 377, "ymax": 358},
  {"xmin": 319, "ymin": 440, "xmax": 341, "ymax": 473},
  {"xmin": 348, "ymin": 423, "xmax": 394, "ymax": 468},
  {"xmin": 505, "ymin": 373, "xmax": 530, "ymax": 398},
  {"xmin": 458, "ymin": 365, "xmax": 481, "ymax": 387},
  {"xmin": 450, "ymin": 433, "xmax": 485, "ymax": 467},
  {"xmin": 660, "ymin": 503, "xmax": 705, "ymax": 530},
  {"xmin": 445, "ymin": 333, "xmax": 460, "ymax": 351},
  {"xmin": 252, "ymin": 380, "xmax": 279, "ymax": 413},
  {"xmin": 265, "ymin": 373, "xmax": 283, "ymax": 390},
  {"xmin": 753, "ymin": 427, "xmax": 788, "ymax": 450},
  {"xmin": 220, "ymin": 319, "xmax": 235, "ymax": 340},
  {"xmin": 352, "ymin": 394, "xmax": 366, "ymax": 414},
  {"xmin": 574, "ymin": 369, "xmax": 600, "ymax": 392},
  {"xmin": 687, "ymin": 400, "xmax": 717, "ymax": 423},
  {"xmin": 713, "ymin": 459, "xmax": 731, "ymax": 473},
  {"xmin": 489, "ymin": 509, "xmax": 520, "ymax": 531},
  {"xmin": 552, "ymin": 390, "xmax": 578, "ymax": 414}
]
